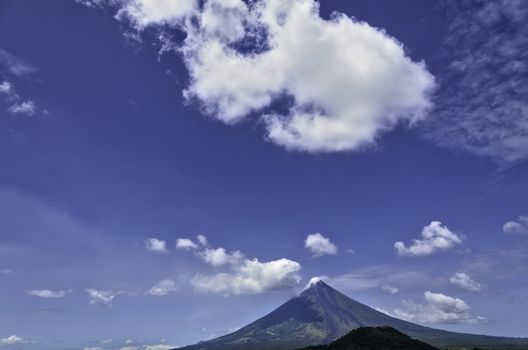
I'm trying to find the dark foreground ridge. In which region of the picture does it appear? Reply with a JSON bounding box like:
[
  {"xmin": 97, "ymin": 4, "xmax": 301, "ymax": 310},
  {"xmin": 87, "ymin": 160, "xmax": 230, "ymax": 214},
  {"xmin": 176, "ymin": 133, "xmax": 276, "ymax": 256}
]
[
  {"xmin": 177, "ymin": 280, "xmax": 528, "ymax": 350},
  {"xmin": 297, "ymin": 326, "xmax": 438, "ymax": 350}
]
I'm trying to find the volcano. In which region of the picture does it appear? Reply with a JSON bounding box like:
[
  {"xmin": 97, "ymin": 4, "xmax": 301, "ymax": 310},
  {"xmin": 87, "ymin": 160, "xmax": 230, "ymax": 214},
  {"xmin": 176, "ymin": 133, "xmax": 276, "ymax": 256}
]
[{"xmin": 178, "ymin": 280, "xmax": 528, "ymax": 350}]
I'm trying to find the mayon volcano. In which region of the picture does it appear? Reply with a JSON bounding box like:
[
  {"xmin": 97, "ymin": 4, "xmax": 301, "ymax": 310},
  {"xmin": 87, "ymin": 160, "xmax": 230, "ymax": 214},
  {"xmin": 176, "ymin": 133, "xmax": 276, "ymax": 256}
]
[{"xmin": 178, "ymin": 280, "xmax": 528, "ymax": 350}]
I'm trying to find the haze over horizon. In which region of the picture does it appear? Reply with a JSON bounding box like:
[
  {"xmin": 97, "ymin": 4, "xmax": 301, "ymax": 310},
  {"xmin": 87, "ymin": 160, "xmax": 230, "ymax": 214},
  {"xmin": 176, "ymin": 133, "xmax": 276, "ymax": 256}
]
[{"xmin": 0, "ymin": 0, "xmax": 527, "ymax": 349}]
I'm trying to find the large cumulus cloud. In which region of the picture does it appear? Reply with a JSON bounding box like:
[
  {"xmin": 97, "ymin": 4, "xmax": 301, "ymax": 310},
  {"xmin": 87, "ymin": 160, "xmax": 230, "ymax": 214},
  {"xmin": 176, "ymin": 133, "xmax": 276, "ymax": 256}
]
[{"xmin": 82, "ymin": 0, "xmax": 435, "ymax": 153}]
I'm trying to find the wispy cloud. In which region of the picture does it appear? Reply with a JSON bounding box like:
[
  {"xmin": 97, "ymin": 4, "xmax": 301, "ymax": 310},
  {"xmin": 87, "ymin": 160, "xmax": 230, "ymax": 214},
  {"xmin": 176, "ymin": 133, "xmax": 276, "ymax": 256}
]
[
  {"xmin": 329, "ymin": 265, "xmax": 435, "ymax": 293},
  {"xmin": 0, "ymin": 49, "xmax": 36, "ymax": 77},
  {"xmin": 424, "ymin": 1, "xmax": 528, "ymax": 163},
  {"xmin": 143, "ymin": 345, "xmax": 176, "ymax": 350},
  {"xmin": 25, "ymin": 289, "xmax": 72, "ymax": 298},
  {"xmin": 459, "ymin": 248, "xmax": 528, "ymax": 288},
  {"xmin": 381, "ymin": 285, "xmax": 400, "ymax": 294},
  {"xmin": 145, "ymin": 279, "xmax": 178, "ymax": 296}
]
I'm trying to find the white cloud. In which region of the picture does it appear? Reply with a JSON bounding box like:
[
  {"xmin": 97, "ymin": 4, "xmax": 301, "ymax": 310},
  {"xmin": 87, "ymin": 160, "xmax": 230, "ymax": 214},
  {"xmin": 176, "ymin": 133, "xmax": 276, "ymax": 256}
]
[
  {"xmin": 143, "ymin": 345, "xmax": 176, "ymax": 350},
  {"xmin": 0, "ymin": 335, "xmax": 27, "ymax": 346},
  {"xmin": 449, "ymin": 272, "xmax": 482, "ymax": 292},
  {"xmin": 395, "ymin": 221, "xmax": 462, "ymax": 257},
  {"xmin": 381, "ymin": 285, "xmax": 399, "ymax": 294},
  {"xmin": 176, "ymin": 234, "xmax": 209, "ymax": 251},
  {"xmin": 393, "ymin": 291, "xmax": 486, "ymax": 325},
  {"xmin": 0, "ymin": 80, "xmax": 40, "ymax": 116},
  {"xmin": 85, "ymin": 348, "xmax": 104, "ymax": 350},
  {"xmin": 192, "ymin": 258, "xmax": 301, "ymax": 295},
  {"xmin": 174, "ymin": 235, "xmax": 302, "ymax": 295},
  {"xmin": 0, "ymin": 268, "xmax": 12, "ymax": 274},
  {"xmin": 0, "ymin": 51, "xmax": 42, "ymax": 116},
  {"xmin": 8, "ymin": 100, "xmax": 37, "ymax": 116},
  {"xmin": 305, "ymin": 233, "xmax": 338, "ymax": 257},
  {"xmin": 145, "ymin": 237, "xmax": 168, "ymax": 252},
  {"xmin": 146, "ymin": 279, "xmax": 178, "ymax": 296},
  {"xmin": 101, "ymin": 339, "xmax": 113, "ymax": 344},
  {"xmin": 120, "ymin": 347, "xmax": 137, "ymax": 350},
  {"xmin": 198, "ymin": 247, "xmax": 244, "ymax": 267},
  {"xmin": 0, "ymin": 81, "xmax": 12, "ymax": 95},
  {"xmin": 25, "ymin": 289, "xmax": 70, "ymax": 298},
  {"xmin": 424, "ymin": 1, "xmax": 528, "ymax": 163},
  {"xmin": 75, "ymin": 0, "xmax": 104, "ymax": 8},
  {"xmin": 91, "ymin": 0, "xmax": 434, "ymax": 153},
  {"xmin": 503, "ymin": 215, "xmax": 528, "ymax": 235},
  {"xmin": 176, "ymin": 238, "xmax": 198, "ymax": 250},
  {"xmin": 86, "ymin": 288, "xmax": 118, "ymax": 307},
  {"xmin": 196, "ymin": 234, "xmax": 208, "ymax": 246},
  {"xmin": 116, "ymin": 0, "xmax": 199, "ymax": 30},
  {"xmin": 125, "ymin": 340, "xmax": 134, "ymax": 344},
  {"xmin": 185, "ymin": 0, "xmax": 435, "ymax": 152}
]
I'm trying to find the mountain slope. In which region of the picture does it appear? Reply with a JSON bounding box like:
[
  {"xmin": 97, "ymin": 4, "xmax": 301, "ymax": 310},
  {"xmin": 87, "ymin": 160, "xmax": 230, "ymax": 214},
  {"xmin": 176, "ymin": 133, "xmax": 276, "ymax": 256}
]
[
  {"xmin": 298, "ymin": 326, "xmax": 438, "ymax": 350},
  {"xmin": 178, "ymin": 280, "xmax": 528, "ymax": 350}
]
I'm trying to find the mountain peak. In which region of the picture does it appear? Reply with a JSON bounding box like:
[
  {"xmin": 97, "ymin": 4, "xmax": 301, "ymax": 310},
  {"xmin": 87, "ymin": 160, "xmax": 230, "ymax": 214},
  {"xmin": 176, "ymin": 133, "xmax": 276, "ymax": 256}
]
[{"xmin": 302, "ymin": 276, "xmax": 330, "ymax": 292}]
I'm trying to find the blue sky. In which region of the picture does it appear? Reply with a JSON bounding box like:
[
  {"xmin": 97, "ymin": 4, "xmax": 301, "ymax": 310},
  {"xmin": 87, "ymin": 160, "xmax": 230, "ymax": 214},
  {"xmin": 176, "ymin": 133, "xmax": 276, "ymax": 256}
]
[{"xmin": 1, "ymin": 0, "xmax": 528, "ymax": 349}]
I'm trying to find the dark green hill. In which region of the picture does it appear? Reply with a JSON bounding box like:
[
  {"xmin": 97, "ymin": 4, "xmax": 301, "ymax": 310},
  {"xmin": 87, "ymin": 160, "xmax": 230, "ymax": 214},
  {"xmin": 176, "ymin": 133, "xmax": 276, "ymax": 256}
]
[{"xmin": 298, "ymin": 326, "xmax": 438, "ymax": 350}]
